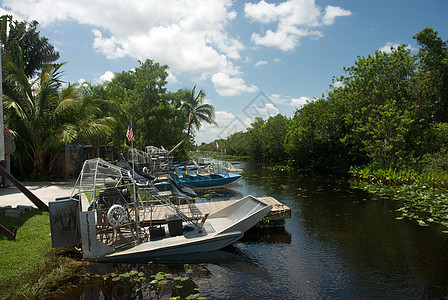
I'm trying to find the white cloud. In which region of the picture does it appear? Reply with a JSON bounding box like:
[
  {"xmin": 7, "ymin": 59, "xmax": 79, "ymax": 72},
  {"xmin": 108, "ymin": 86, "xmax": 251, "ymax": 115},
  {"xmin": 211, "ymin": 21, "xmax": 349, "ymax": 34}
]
[
  {"xmin": 245, "ymin": 0, "xmax": 321, "ymax": 26},
  {"xmin": 215, "ymin": 110, "xmax": 238, "ymax": 127},
  {"xmin": 322, "ymin": 5, "xmax": 352, "ymax": 25},
  {"xmin": 244, "ymin": 0, "xmax": 351, "ymax": 51},
  {"xmin": 379, "ymin": 42, "xmax": 412, "ymax": 53},
  {"xmin": 253, "ymin": 102, "xmax": 280, "ymax": 118},
  {"xmin": 211, "ymin": 72, "xmax": 258, "ymax": 96},
  {"xmin": 255, "ymin": 60, "xmax": 268, "ymax": 67},
  {"xmin": 269, "ymin": 93, "xmax": 290, "ymax": 105},
  {"xmin": 1, "ymin": 0, "xmax": 351, "ymax": 98},
  {"xmin": 333, "ymin": 81, "xmax": 344, "ymax": 88},
  {"xmin": 195, "ymin": 110, "xmax": 249, "ymax": 143},
  {"xmin": 97, "ymin": 71, "xmax": 115, "ymax": 83},
  {"xmin": 166, "ymin": 72, "xmax": 178, "ymax": 85},
  {"xmin": 92, "ymin": 29, "xmax": 127, "ymax": 59},
  {"xmin": 291, "ymin": 96, "xmax": 311, "ymax": 107},
  {"xmin": 274, "ymin": 58, "xmax": 282, "ymax": 63},
  {"xmin": 244, "ymin": 0, "xmax": 279, "ymax": 24},
  {"xmin": 202, "ymin": 98, "xmax": 213, "ymax": 105},
  {"xmin": 2, "ymin": 0, "xmax": 246, "ymax": 94}
]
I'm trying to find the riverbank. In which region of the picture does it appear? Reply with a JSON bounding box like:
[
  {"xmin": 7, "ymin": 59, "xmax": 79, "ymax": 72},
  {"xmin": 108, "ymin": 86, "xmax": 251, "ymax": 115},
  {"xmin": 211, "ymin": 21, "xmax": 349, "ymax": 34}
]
[
  {"xmin": 0, "ymin": 180, "xmax": 86, "ymax": 299},
  {"xmin": 0, "ymin": 207, "xmax": 86, "ymax": 299}
]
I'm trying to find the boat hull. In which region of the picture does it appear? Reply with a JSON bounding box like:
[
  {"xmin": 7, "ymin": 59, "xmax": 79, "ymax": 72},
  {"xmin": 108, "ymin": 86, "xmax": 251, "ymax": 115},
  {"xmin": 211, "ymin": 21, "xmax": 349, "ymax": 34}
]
[
  {"xmin": 156, "ymin": 172, "xmax": 242, "ymax": 190},
  {"xmin": 93, "ymin": 231, "xmax": 243, "ymax": 262},
  {"xmin": 86, "ymin": 195, "xmax": 272, "ymax": 262}
]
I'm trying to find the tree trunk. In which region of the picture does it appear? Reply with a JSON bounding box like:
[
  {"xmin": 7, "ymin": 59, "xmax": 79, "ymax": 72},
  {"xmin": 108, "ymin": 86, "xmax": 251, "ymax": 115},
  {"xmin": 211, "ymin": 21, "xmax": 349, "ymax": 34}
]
[
  {"xmin": 168, "ymin": 122, "xmax": 192, "ymax": 155},
  {"xmin": 168, "ymin": 135, "xmax": 189, "ymax": 155},
  {"xmin": 30, "ymin": 153, "xmax": 43, "ymax": 180}
]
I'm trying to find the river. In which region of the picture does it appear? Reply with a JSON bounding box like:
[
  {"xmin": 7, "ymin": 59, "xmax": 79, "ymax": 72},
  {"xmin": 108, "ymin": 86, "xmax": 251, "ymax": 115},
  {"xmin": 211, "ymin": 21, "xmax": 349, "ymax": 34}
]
[{"xmin": 54, "ymin": 161, "xmax": 448, "ymax": 299}]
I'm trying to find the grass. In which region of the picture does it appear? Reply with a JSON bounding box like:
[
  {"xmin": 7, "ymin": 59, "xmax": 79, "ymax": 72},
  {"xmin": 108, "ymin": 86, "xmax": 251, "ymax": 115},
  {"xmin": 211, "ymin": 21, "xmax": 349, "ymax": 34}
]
[
  {"xmin": 349, "ymin": 164, "xmax": 448, "ymax": 187},
  {"xmin": 0, "ymin": 208, "xmax": 86, "ymax": 299}
]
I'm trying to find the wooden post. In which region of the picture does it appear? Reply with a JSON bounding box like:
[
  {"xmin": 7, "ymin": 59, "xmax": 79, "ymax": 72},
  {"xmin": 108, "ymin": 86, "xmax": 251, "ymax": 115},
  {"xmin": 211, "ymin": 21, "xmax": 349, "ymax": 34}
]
[
  {"xmin": 0, "ymin": 164, "xmax": 49, "ymax": 212},
  {"xmin": 0, "ymin": 224, "xmax": 17, "ymax": 240}
]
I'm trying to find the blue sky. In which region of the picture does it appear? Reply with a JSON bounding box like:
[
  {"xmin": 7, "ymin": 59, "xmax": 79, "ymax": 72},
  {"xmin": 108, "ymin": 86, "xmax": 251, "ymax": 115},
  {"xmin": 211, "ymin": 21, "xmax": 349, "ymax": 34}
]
[{"xmin": 1, "ymin": 0, "xmax": 447, "ymax": 144}]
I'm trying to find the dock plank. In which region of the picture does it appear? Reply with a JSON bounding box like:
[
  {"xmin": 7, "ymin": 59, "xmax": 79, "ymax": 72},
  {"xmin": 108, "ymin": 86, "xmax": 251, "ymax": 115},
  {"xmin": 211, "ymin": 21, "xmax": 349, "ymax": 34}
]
[{"xmin": 139, "ymin": 196, "xmax": 291, "ymax": 224}]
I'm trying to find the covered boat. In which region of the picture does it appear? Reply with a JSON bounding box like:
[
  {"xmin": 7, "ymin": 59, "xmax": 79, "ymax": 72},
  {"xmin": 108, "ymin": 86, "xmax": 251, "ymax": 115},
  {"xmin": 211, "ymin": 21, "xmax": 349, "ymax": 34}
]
[
  {"xmin": 162, "ymin": 172, "xmax": 242, "ymax": 189},
  {"xmin": 49, "ymin": 158, "xmax": 271, "ymax": 262}
]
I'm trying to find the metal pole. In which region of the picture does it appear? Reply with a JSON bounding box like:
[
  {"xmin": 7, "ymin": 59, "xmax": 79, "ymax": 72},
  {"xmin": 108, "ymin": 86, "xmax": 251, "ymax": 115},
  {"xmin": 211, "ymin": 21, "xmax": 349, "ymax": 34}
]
[
  {"xmin": 0, "ymin": 40, "xmax": 5, "ymax": 162},
  {"xmin": 131, "ymin": 140, "xmax": 140, "ymax": 237}
]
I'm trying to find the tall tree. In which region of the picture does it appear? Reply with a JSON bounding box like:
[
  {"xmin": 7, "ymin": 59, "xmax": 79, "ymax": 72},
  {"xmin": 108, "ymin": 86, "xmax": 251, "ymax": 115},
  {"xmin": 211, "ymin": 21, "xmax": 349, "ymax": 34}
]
[
  {"xmin": 102, "ymin": 59, "xmax": 185, "ymax": 150},
  {"xmin": 168, "ymin": 86, "xmax": 217, "ymax": 154},
  {"xmin": 0, "ymin": 15, "xmax": 59, "ymax": 77},
  {"xmin": 334, "ymin": 45, "xmax": 417, "ymax": 166},
  {"xmin": 413, "ymin": 27, "xmax": 448, "ymax": 123},
  {"xmin": 54, "ymin": 82, "xmax": 117, "ymax": 157}
]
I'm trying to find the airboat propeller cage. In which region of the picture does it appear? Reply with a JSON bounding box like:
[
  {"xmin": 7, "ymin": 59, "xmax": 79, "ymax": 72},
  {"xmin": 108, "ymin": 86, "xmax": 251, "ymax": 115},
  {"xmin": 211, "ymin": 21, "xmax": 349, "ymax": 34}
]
[{"xmin": 50, "ymin": 158, "xmax": 136, "ymax": 250}]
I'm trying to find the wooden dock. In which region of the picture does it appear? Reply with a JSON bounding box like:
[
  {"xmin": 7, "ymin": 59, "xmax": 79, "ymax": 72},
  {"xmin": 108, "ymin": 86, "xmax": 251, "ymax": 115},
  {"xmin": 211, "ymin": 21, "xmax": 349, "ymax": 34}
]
[{"xmin": 139, "ymin": 196, "xmax": 291, "ymax": 226}]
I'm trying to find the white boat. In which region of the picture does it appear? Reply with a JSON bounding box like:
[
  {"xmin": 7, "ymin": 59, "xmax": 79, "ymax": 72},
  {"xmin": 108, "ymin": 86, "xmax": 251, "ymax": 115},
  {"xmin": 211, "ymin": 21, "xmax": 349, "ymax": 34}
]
[
  {"xmin": 222, "ymin": 161, "xmax": 243, "ymax": 174},
  {"xmin": 49, "ymin": 158, "xmax": 271, "ymax": 262},
  {"xmin": 195, "ymin": 158, "xmax": 243, "ymax": 174}
]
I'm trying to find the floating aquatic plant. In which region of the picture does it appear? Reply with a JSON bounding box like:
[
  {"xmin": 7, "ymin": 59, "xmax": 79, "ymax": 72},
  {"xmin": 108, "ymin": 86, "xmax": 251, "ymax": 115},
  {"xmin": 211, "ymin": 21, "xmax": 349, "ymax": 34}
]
[
  {"xmin": 351, "ymin": 180, "xmax": 448, "ymax": 229},
  {"xmin": 85, "ymin": 268, "xmax": 208, "ymax": 298}
]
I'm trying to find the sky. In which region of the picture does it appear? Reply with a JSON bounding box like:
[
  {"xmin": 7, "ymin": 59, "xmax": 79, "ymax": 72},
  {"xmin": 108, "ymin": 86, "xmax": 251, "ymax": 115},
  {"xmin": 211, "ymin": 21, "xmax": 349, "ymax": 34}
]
[{"xmin": 1, "ymin": 0, "xmax": 447, "ymax": 144}]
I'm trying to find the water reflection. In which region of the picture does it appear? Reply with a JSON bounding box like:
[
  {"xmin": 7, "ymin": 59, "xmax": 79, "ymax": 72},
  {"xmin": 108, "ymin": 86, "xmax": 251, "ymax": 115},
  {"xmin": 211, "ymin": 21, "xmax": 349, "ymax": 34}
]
[{"xmin": 52, "ymin": 162, "xmax": 448, "ymax": 299}]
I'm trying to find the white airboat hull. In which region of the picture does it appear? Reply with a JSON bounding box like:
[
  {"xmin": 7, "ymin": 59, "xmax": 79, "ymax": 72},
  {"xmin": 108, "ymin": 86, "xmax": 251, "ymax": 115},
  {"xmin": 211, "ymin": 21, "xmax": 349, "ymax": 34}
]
[
  {"xmin": 82, "ymin": 195, "xmax": 272, "ymax": 262},
  {"xmin": 98, "ymin": 231, "xmax": 244, "ymax": 262}
]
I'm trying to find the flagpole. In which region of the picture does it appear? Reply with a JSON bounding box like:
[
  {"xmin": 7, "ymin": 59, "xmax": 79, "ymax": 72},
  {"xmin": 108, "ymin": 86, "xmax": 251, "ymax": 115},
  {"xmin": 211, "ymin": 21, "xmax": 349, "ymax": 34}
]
[{"xmin": 129, "ymin": 124, "xmax": 140, "ymax": 237}]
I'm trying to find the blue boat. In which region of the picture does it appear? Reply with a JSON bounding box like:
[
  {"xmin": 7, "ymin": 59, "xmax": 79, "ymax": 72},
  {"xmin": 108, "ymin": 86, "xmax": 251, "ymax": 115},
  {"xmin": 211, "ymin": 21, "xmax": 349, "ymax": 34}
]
[{"xmin": 156, "ymin": 171, "xmax": 242, "ymax": 190}]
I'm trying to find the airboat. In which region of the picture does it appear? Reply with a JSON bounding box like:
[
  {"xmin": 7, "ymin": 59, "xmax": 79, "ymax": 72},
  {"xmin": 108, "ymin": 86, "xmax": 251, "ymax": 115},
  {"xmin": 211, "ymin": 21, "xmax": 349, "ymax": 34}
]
[{"xmin": 49, "ymin": 158, "xmax": 271, "ymax": 262}]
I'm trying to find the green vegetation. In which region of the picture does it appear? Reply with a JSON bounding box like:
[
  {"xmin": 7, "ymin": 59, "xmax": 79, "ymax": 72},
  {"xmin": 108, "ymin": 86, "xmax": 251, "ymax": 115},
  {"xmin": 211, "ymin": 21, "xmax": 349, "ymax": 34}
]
[
  {"xmin": 82, "ymin": 269, "xmax": 206, "ymax": 299},
  {"xmin": 199, "ymin": 28, "xmax": 448, "ymax": 228},
  {"xmin": 201, "ymin": 27, "xmax": 448, "ymax": 175},
  {"xmin": 1, "ymin": 15, "xmax": 216, "ymax": 180},
  {"xmin": 0, "ymin": 208, "xmax": 85, "ymax": 299},
  {"xmin": 169, "ymin": 86, "xmax": 217, "ymax": 155},
  {"xmin": 351, "ymin": 181, "xmax": 448, "ymax": 229}
]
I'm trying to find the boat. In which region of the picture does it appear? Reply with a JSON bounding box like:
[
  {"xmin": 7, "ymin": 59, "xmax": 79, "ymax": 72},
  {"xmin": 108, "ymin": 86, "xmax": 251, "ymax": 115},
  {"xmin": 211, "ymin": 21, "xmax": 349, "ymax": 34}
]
[
  {"xmin": 155, "ymin": 171, "xmax": 242, "ymax": 190},
  {"xmin": 48, "ymin": 158, "xmax": 271, "ymax": 262},
  {"xmin": 195, "ymin": 158, "xmax": 243, "ymax": 174},
  {"xmin": 222, "ymin": 161, "xmax": 243, "ymax": 174}
]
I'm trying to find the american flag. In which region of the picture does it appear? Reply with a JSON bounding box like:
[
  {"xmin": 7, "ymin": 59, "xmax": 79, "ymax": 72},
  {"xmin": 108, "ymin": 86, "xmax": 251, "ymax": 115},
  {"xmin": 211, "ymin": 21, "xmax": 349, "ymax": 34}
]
[{"xmin": 126, "ymin": 121, "xmax": 134, "ymax": 142}]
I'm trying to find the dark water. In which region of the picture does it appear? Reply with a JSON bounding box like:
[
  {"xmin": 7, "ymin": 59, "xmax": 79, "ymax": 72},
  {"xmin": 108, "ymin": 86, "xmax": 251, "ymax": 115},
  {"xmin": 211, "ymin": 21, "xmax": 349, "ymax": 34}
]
[{"xmin": 55, "ymin": 162, "xmax": 448, "ymax": 299}]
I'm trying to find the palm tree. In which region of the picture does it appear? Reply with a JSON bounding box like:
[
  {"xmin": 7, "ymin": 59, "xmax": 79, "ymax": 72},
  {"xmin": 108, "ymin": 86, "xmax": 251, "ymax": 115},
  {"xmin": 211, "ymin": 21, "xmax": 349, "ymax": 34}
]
[
  {"xmin": 169, "ymin": 86, "xmax": 217, "ymax": 155},
  {"xmin": 4, "ymin": 61, "xmax": 115, "ymax": 179},
  {"xmin": 54, "ymin": 82, "xmax": 117, "ymax": 157}
]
